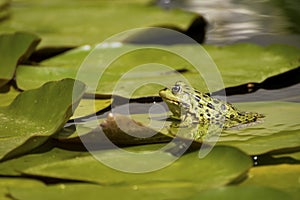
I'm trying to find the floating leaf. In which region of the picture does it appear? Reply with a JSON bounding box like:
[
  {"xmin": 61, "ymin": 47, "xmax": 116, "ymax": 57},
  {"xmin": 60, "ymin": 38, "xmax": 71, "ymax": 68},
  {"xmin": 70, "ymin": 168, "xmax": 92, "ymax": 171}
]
[
  {"xmin": 0, "ymin": 0, "xmax": 195, "ymax": 46},
  {"xmin": 0, "ymin": 79, "xmax": 86, "ymax": 161},
  {"xmin": 0, "ymin": 148, "xmax": 90, "ymax": 176},
  {"xmin": 205, "ymin": 44, "xmax": 300, "ymax": 87},
  {"xmin": 1, "ymin": 178, "xmax": 45, "ymax": 200},
  {"xmin": 241, "ymin": 164, "xmax": 300, "ymax": 199},
  {"xmin": 189, "ymin": 185, "xmax": 292, "ymax": 200},
  {"xmin": 0, "ymin": 145, "xmax": 253, "ymax": 199},
  {"xmin": 16, "ymin": 44, "xmax": 300, "ymax": 98},
  {"xmin": 71, "ymin": 98, "xmax": 112, "ymax": 119},
  {"xmin": 218, "ymin": 101, "xmax": 300, "ymax": 155},
  {"xmin": 63, "ymin": 101, "xmax": 300, "ymax": 155},
  {"xmin": 0, "ymin": 86, "xmax": 20, "ymax": 106},
  {"xmin": 22, "ymin": 145, "xmax": 252, "ymax": 187},
  {"xmin": 0, "ymin": 32, "xmax": 40, "ymax": 87}
]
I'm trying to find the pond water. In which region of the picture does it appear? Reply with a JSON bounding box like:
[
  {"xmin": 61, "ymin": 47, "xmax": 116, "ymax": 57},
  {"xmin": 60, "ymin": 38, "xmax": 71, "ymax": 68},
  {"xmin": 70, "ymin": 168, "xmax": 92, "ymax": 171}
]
[{"xmin": 156, "ymin": 0, "xmax": 300, "ymax": 47}]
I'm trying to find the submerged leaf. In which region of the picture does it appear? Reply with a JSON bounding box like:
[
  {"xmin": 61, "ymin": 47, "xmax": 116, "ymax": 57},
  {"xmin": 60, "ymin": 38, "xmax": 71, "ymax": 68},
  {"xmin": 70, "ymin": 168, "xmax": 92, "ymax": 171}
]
[{"xmin": 0, "ymin": 79, "xmax": 86, "ymax": 161}]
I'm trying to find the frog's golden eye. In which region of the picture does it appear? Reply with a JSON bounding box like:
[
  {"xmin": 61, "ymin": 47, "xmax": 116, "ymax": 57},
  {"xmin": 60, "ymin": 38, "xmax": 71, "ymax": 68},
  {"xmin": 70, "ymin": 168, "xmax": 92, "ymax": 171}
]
[{"xmin": 172, "ymin": 85, "xmax": 181, "ymax": 94}]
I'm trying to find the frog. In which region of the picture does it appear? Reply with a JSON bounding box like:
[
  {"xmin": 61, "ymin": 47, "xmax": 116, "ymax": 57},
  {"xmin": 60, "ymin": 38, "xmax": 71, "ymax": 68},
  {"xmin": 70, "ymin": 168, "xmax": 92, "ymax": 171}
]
[{"xmin": 159, "ymin": 81, "xmax": 264, "ymax": 133}]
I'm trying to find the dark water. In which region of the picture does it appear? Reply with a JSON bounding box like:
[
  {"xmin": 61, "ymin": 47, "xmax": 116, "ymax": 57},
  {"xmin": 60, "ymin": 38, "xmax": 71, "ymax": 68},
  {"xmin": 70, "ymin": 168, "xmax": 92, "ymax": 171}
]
[{"xmin": 157, "ymin": 0, "xmax": 300, "ymax": 47}]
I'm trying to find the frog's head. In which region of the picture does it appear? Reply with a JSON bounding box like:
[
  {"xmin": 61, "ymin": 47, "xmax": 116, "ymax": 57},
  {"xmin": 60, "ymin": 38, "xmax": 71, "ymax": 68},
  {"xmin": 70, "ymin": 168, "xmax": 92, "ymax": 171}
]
[{"xmin": 159, "ymin": 81, "xmax": 192, "ymax": 119}]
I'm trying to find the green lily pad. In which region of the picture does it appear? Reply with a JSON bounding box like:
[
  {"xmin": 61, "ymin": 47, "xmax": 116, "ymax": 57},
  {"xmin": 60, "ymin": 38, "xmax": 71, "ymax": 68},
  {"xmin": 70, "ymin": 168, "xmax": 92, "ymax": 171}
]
[
  {"xmin": 218, "ymin": 101, "xmax": 300, "ymax": 155},
  {"xmin": 7, "ymin": 184, "xmax": 145, "ymax": 200},
  {"xmin": 0, "ymin": 78, "xmax": 86, "ymax": 161},
  {"xmin": 8, "ymin": 184, "xmax": 292, "ymax": 200},
  {"xmin": 71, "ymin": 98, "xmax": 112, "ymax": 119},
  {"xmin": 21, "ymin": 145, "xmax": 252, "ymax": 187},
  {"xmin": 0, "ymin": 0, "xmax": 10, "ymax": 23},
  {"xmin": 16, "ymin": 43, "xmax": 300, "ymax": 98},
  {"xmin": 0, "ymin": 145, "xmax": 253, "ymax": 199},
  {"xmin": 63, "ymin": 101, "xmax": 299, "ymax": 155},
  {"xmin": 86, "ymin": 101, "xmax": 299, "ymax": 155},
  {"xmin": 189, "ymin": 185, "xmax": 292, "ymax": 200},
  {"xmin": 0, "ymin": 148, "xmax": 90, "ymax": 176},
  {"xmin": 0, "ymin": 178, "xmax": 45, "ymax": 200},
  {"xmin": 0, "ymin": 0, "xmax": 195, "ymax": 47},
  {"xmin": 205, "ymin": 43, "xmax": 300, "ymax": 87},
  {"xmin": 0, "ymin": 86, "xmax": 20, "ymax": 106},
  {"xmin": 241, "ymin": 164, "xmax": 300, "ymax": 199},
  {"xmin": 0, "ymin": 32, "xmax": 40, "ymax": 87}
]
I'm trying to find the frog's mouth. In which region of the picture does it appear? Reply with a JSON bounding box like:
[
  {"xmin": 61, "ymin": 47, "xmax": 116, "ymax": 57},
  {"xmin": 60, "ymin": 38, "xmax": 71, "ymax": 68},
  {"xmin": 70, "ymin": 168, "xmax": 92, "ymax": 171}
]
[{"xmin": 159, "ymin": 88, "xmax": 180, "ymax": 106}]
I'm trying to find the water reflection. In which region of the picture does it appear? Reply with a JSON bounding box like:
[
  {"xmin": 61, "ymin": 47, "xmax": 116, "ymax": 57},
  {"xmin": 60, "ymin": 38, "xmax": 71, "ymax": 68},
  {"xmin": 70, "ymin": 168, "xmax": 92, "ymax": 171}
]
[{"xmin": 157, "ymin": 0, "xmax": 300, "ymax": 46}]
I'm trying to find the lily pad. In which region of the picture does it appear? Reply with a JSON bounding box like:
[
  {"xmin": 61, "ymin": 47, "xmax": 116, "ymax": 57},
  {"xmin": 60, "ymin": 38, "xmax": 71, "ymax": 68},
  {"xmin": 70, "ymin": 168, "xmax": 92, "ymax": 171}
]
[
  {"xmin": 21, "ymin": 145, "xmax": 252, "ymax": 187},
  {"xmin": 71, "ymin": 98, "xmax": 111, "ymax": 119},
  {"xmin": 0, "ymin": 145, "xmax": 253, "ymax": 199},
  {"xmin": 62, "ymin": 100, "xmax": 300, "ymax": 156},
  {"xmin": 0, "ymin": 86, "xmax": 20, "ymax": 106},
  {"xmin": 7, "ymin": 184, "xmax": 146, "ymax": 200},
  {"xmin": 16, "ymin": 43, "xmax": 300, "ymax": 98},
  {"xmin": 0, "ymin": 148, "xmax": 90, "ymax": 176},
  {"xmin": 218, "ymin": 101, "xmax": 300, "ymax": 155},
  {"xmin": 0, "ymin": 178, "xmax": 45, "ymax": 200},
  {"xmin": 241, "ymin": 164, "xmax": 300, "ymax": 199},
  {"xmin": 0, "ymin": 0, "xmax": 195, "ymax": 47},
  {"xmin": 189, "ymin": 185, "xmax": 292, "ymax": 200},
  {"xmin": 0, "ymin": 78, "xmax": 86, "ymax": 161},
  {"xmin": 82, "ymin": 101, "xmax": 299, "ymax": 155},
  {"xmin": 0, "ymin": 32, "xmax": 40, "ymax": 87},
  {"xmin": 8, "ymin": 183, "xmax": 292, "ymax": 200},
  {"xmin": 204, "ymin": 44, "xmax": 300, "ymax": 87}
]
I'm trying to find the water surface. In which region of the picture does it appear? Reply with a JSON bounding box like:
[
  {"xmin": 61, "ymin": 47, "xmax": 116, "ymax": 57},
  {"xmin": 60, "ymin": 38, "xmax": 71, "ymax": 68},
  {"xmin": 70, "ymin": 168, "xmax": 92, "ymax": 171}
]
[{"xmin": 157, "ymin": 0, "xmax": 300, "ymax": 47}]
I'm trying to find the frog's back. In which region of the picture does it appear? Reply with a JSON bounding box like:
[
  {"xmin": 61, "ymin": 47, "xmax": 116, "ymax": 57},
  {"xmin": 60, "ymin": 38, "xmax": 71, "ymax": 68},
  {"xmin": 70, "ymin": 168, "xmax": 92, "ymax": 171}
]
[{"xmin": 194, "ymin": 91, "xmax": 265, "ymax": 128}]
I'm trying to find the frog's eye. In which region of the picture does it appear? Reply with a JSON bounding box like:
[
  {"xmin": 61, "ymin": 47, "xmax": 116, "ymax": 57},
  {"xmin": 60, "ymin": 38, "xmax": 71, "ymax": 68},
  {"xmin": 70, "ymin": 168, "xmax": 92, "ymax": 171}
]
[{"xmin": 171, "ymin": 85, "xmax": 181, "ymax": 94}]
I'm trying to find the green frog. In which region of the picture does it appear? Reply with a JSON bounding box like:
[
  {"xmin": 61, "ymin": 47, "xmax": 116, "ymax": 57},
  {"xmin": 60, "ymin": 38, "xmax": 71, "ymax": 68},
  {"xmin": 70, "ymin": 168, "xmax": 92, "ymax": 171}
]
[{"xmin": 159, "ymin": 81, "xmax": 264, "ymax": 139}]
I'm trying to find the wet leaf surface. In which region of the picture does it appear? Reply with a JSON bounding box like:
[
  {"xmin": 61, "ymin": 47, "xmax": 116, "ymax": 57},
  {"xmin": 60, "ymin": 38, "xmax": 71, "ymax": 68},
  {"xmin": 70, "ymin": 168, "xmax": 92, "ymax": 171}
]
[
  {"xmin": 0, "ymin": 32, "xmax": 40, "ymax": 87},
  {"xmin": 0, "ymin": 79, "xmax": 86, "ymax": 161},
  {"xmin": 0, "ymin": 144, "xmax": 252, "ymax": 200},
  {"xmin": 15, "ymin": 44, "xmax": 300, "ymax": 98},
  {"xmin": 189, "ymin": 185, "xmax": 292, "ymax": 200},
  {"xmin": 0, "ymin": 0, "xmax": 195, "ymax": 47},
  {"xmin": 241, "ymin": 164, "xmax": 300, "ymax": 200}
]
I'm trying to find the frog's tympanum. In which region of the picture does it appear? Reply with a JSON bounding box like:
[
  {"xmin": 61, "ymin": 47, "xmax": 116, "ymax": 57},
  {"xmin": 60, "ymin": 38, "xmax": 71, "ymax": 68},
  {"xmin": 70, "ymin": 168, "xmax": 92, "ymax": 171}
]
[{"xmin": 159, "ymin": 81, "xmax": 264, "ymax": 140}]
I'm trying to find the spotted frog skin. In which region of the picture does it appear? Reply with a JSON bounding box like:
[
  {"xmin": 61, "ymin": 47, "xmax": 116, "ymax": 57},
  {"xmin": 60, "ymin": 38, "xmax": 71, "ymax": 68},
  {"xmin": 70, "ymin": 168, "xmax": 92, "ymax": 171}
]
[{"xmin": 159, "ymin": 81, "xmax": 264, "ymax": 130}]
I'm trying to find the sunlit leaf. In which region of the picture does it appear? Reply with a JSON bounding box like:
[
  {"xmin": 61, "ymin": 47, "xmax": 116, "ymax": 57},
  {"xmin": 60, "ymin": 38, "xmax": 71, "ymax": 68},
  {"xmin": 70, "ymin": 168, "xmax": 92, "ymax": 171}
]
[
  {"xmin": 71, "ymin": 98, "xmax": 111, "ymax": 119},
  {"xmin": 218, "ymin": 101, "xmax": 300, "ymax": 155},
  {"xmin": 0, "ymin": 148, "xmax": 89, "ymax": 176},
  {"xmin": 241, "ymin": 164, "xmax": 300, "ymax": 199},
  {"xmin": 0, "ymin": 86, "xmax": 20, "ymax": 106},
  {"xmin": 20, "ymin": 146, "xmax": 252, "ymax": 188},
  {"xmin": 189, "ymin": 185, "xmax": 292, "ymax": 200},
  {"xmin": 0, "ymin": 79, "xmax": 86, "ymax": 161},
  {"xmin": 0, "ymin": 0, "xmax": 195, "ymax": 47},
  {"xmin": 1, "ymin": 178, "xmax": 45, "ymax": 200},
  {"xmin": 0, "ymin": 32, "xmax": 40, "ymax": 87},
  {"xmin": 16, "ymin": 44, "xmax": 300, "ymax": 98}
]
